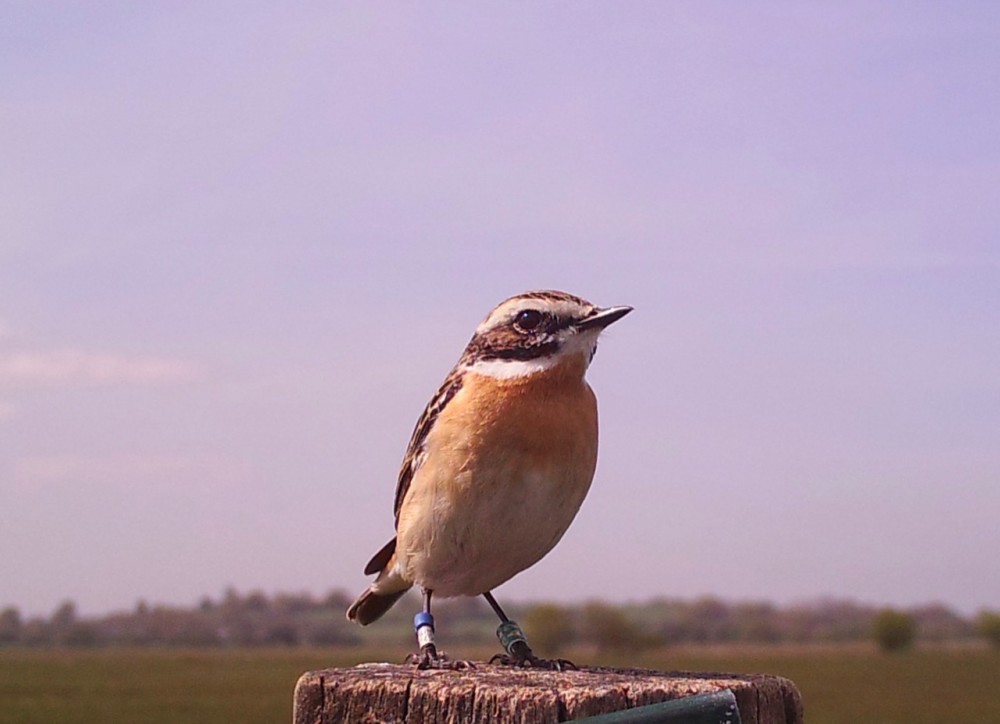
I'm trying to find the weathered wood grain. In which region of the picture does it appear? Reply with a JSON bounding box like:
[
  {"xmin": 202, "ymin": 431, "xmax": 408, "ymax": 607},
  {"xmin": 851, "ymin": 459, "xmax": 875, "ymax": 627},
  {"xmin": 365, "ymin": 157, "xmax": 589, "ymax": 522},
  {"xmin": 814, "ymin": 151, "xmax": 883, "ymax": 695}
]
[{"xmin": 293, "ymin": 663, "xmax": 803, "ymax": 723}]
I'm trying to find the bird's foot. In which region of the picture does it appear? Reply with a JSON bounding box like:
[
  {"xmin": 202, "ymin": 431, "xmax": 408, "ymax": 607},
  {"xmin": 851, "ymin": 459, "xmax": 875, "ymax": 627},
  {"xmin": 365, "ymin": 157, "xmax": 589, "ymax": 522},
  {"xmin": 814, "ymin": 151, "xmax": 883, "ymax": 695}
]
[
  {"xmin": 488, "ymin": 645, "xmax": 577, "ymax": 671},
  {"xmin": 490, "ymin": 624, "xmax": 578, "ymax": 671},
  {"xmin": 405, "ymin": 644, "xmax": 475, "ymax": 670}
]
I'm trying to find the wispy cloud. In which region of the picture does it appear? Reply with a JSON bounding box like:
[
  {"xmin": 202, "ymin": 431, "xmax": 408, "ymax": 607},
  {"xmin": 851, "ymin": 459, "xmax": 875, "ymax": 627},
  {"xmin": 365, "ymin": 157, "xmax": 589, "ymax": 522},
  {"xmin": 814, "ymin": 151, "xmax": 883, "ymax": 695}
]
[
  {"xmin": 13, "ymin": 453, "xmax": 253, "ymax": 491},
  {"xmin": 0, "ymin": 349, "xmax": 202, "ymax": 387}
]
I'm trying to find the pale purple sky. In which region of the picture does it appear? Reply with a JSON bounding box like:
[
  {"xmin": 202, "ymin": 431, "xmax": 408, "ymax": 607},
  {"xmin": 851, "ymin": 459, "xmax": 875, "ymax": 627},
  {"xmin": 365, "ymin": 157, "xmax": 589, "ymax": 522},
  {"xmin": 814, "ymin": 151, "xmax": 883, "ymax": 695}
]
[{"xmin": 2, "ymin": 4, "xmax": 998, "ymax": 617}]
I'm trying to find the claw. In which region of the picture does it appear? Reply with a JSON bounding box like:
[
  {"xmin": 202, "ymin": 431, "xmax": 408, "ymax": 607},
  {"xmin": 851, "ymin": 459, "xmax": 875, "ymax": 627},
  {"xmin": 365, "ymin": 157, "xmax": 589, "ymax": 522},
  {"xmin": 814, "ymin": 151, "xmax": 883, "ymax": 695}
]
[
  {"xmin": 489, "ymin": 651, "xmax": 577, "ymax": 671},
  {"xmin": 405, "ymin": 644, "xmax": 475, "ymax": 670},
  {"xmin": 489, "ymin": 639, "xmax": 577, "ymax": 671}
]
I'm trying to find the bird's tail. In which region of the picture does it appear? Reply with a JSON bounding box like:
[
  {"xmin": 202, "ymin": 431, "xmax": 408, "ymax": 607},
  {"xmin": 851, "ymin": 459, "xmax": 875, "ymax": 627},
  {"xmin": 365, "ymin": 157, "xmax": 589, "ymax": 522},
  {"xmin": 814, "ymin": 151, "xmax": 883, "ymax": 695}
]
[
  {"xmin": 346, "ymin": 585, "xmax": 410, "ymax": 626},
  {"xmin": 346, "ymin": 536, "xmax": 412, "ymax": 626}
]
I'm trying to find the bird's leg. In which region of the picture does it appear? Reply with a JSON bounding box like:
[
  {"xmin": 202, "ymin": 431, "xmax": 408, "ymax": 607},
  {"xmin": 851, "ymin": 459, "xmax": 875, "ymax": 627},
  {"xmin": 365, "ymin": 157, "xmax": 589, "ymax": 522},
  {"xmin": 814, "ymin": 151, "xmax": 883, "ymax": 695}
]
[
  {"xmin": 413, "ymin": 588, "xmax": 440, "ymax": 667},
  {"xmin": 407, "ymin": 588, "xmax": 442, "ymax": 668},
  {"xmin": 484, "ymin": 591, "xmax": 577, "ymax": 671},
  {"xmin": 404, "ymin": 589, "xmax": 474, "ymax": 670}
]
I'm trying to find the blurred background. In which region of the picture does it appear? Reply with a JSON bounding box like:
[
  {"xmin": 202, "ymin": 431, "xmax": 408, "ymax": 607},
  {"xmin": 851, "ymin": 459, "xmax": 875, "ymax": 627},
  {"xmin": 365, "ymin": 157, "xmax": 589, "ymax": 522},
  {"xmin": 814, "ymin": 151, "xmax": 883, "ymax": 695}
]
[
  {"xmin": 5, "ymin": 5, "xmax": 1000, "ymax": 722},
  {"xmin": 2, "ymin": 0, "xmax": 999, "ymax": 648}
]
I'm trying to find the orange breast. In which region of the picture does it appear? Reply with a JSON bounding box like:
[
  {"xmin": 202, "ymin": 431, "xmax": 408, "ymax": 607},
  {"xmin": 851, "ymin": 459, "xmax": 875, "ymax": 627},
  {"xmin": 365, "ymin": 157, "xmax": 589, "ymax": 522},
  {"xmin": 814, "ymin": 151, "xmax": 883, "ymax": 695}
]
[{"xmin": 433, "ymin": 355, "xmax": 599, "ymax": 481}]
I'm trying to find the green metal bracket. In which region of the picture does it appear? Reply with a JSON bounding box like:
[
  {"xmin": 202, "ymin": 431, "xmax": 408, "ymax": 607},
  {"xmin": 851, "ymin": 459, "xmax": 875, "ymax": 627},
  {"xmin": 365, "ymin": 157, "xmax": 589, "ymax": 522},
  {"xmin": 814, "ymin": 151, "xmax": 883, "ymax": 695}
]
[{"xmin": 572, "ymin": 689, "xmax": 740, "ymax": 724}]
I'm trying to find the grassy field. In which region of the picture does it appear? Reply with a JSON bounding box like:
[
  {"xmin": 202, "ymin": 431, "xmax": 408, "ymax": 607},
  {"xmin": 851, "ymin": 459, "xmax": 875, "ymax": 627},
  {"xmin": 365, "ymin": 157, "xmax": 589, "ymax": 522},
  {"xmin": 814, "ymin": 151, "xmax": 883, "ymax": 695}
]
[{"xmin": 2, "ymin": 645, "xmax": 999, "ymax": 723}]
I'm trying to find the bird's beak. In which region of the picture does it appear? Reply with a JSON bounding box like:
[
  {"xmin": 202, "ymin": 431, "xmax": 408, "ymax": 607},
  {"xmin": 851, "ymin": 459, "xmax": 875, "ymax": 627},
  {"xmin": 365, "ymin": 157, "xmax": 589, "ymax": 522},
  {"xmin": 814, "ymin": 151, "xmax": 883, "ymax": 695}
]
[{"xmin": 575, "ymin": 305, "xmax": 633, "ymax": 331}]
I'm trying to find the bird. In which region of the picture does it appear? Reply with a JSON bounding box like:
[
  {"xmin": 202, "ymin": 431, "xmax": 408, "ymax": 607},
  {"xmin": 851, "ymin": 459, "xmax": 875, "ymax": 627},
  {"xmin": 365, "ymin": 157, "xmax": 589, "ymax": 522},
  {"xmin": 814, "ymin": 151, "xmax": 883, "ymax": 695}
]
[{"xmin": 346, "ymin": 290, "xmax": 632, "ymax": 668}]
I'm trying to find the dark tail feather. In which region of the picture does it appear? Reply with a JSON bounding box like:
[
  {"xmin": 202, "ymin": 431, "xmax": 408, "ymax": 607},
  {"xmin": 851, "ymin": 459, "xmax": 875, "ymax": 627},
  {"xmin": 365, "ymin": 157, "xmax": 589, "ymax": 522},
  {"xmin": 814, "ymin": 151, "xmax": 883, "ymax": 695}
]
[
  {"xmin": 346, "ymin": 586, "xmax": 410, "ymax": 626},
  {"xmin": 364, "ymin": 537, "xmax": 397, "ymax": 575}
]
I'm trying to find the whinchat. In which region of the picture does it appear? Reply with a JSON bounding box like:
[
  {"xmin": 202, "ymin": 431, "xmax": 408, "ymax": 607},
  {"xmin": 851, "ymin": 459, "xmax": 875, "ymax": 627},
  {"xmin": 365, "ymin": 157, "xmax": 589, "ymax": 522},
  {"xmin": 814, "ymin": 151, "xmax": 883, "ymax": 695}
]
[{"xmin": 347, "ymin": 290, "xmax": 632, "ymax": 668}]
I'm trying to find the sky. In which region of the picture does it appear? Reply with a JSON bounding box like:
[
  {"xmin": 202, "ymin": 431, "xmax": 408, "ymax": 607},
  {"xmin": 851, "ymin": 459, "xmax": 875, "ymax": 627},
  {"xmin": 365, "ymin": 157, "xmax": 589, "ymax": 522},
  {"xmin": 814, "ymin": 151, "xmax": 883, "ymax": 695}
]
[{"xmin": 1, "ymin": 3, "xmax": 998, "ymax": 619}]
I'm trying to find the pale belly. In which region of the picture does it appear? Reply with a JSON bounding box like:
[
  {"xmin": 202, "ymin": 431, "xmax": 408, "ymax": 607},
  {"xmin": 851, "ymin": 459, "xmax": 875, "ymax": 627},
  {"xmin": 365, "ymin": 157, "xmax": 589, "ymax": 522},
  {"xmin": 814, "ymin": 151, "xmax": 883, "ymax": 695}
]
[{"xmin": 398, "ymin": 459, "xmax": 595, "ymax": 597}]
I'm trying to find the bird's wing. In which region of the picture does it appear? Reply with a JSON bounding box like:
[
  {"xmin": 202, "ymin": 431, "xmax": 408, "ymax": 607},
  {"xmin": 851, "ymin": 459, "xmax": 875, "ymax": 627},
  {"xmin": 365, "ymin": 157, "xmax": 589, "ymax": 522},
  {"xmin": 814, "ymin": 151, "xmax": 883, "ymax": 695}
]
[
  {"xmin": 392, "ymin": 364, "xmax": 466, "ymax": 526},
  {"xmin": 363, "ymin": 537, "xmax": 396, "ymax": 575}
]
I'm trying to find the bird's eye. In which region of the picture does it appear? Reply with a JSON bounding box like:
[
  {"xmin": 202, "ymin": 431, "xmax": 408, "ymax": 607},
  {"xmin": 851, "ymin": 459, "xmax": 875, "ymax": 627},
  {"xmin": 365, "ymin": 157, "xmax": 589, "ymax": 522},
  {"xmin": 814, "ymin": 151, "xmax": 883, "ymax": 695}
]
[{"xmin": 514, "ymin": 309, "xmax": 543, "ymax": 331}]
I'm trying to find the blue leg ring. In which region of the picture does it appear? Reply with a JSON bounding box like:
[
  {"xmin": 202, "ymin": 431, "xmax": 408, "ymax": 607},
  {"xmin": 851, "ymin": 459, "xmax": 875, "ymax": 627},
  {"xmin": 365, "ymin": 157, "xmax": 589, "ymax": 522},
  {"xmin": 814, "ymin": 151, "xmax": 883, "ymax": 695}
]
[{"xmin": 414, "ymin": 612, "xmax": 436, "ymax": 650}]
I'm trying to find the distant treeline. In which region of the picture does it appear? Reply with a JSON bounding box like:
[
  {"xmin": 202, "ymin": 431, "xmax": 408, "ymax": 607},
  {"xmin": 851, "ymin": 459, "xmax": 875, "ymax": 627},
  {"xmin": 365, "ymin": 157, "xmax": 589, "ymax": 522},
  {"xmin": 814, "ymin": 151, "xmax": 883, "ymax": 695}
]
[{"xmin": 2, "ymin": 589, "xmax": 999, "ymax": 651}]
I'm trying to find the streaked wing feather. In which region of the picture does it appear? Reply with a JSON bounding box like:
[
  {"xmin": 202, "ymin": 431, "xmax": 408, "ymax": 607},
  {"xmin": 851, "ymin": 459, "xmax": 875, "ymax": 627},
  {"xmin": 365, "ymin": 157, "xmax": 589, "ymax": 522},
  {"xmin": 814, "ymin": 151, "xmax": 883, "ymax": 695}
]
[{"xmin": 392, "ymin": 363, "xmax": 467, "ymax": 525}]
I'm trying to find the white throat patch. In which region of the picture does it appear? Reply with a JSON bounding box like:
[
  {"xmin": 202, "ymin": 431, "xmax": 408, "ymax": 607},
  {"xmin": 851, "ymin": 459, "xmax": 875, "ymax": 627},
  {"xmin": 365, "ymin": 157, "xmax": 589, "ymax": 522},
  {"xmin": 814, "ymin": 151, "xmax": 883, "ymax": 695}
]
[{"xmin": 466, "ymin": 354, "xmax": 561, "ymax": 380}]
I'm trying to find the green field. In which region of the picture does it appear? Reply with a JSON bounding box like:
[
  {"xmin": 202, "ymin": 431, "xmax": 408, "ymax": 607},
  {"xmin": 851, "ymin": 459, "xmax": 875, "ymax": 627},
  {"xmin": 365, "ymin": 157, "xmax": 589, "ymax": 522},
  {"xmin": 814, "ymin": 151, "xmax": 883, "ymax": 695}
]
[{"xmin": 1, "ymin": 645, "xmax": 998, "ymax": 723}]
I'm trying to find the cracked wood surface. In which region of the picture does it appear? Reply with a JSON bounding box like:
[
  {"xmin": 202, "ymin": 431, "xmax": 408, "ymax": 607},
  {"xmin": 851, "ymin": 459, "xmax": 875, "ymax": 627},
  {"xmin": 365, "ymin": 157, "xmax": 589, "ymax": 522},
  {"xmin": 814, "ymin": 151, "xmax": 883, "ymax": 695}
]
[{"xmin": 293, "ymin": 663, "xmax": 803, "ymax": 723}]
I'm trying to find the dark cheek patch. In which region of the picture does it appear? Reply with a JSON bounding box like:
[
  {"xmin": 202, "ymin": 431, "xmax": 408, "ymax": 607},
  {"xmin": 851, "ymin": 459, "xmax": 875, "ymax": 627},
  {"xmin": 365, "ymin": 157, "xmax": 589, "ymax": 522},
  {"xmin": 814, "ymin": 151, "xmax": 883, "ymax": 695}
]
[
  {"xmin": 469, "ymin": 327, "xmax": 561, "ymax": 362},
  {"xmin": 489, "ymin": 340, "xmax": 560, "ymax": 361}
]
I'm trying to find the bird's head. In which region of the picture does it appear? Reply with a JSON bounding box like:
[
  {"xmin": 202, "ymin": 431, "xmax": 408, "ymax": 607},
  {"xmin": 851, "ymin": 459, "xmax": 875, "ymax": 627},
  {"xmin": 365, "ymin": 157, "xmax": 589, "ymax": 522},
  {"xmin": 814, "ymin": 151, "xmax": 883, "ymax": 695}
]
[{"xmin": 462, "ymin": 290, "xmax": 632, "ymax": 379}]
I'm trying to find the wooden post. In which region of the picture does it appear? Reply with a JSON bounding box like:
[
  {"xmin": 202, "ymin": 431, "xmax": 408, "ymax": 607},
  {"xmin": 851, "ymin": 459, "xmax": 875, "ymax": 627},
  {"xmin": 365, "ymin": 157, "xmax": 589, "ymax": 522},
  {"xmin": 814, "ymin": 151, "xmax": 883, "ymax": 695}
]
[{"xmin": 293, "ymin": 663, "xmax": 802, "ymax": 723}]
